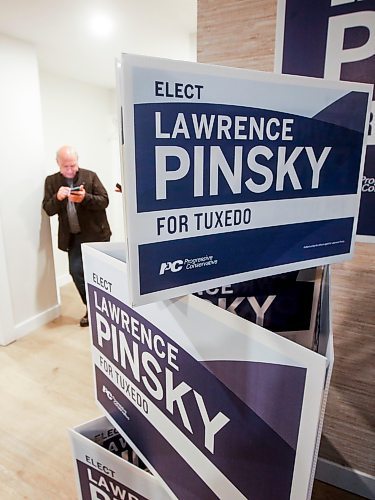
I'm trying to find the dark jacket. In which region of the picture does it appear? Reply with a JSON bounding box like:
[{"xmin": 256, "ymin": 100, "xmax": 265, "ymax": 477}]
[{"xmin": 43, "ymin": 168, "xmax": 112, "ymax": 251}]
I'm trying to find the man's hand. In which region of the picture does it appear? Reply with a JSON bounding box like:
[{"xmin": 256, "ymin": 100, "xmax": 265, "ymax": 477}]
[
  {"xmin": 56, "ymin": 186, "xmax": 71, "ymax": 201},
  {"xmin": 68, "ymin": 185, "xmax": 86, "ymax": 203}
]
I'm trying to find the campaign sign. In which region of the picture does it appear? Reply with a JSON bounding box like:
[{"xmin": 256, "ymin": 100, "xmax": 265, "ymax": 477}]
[
  {"xmin": 82, "ymin": 242, "xmax": 331, "ymax": 500},
  {"xmin": 195, "ymin": 267, "xmax": 323, "ymax": 350},
  {"xmin": 118, "ymin": 53, "xmax": 371, "ymax": 305},
  {"xmin": 70, "ymin": 415, "xmax": 170, "ymax": 500},
  {"xmin": 275, "ymin": 0, "xmax": 375, "ymax": 241}
]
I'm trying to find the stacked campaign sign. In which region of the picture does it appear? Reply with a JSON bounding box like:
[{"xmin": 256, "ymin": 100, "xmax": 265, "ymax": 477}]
[
  {"xmin": 195, "ymin": 267, "xmax": 323, "ymax": 350},
  {"xmin": 82, "ymin": 242, "xmax": 330, "ymax": 500},
  {"xmin": 118, "ymin": 54, "xmax": 372, "ymax": 305},
  {"xmin": 275, "ymin": 0, "xmax": 375, "ymax": 240}
]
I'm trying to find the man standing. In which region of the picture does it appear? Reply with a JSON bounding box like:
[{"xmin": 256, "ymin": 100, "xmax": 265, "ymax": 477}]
[{"xmin": 43, "ymin": 145, "xmax": 111, "ymax": 326}]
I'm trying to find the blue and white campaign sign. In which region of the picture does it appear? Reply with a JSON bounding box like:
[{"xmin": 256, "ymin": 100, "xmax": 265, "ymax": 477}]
[
  {"xmin": 275, "ymin": 0, "xmax": 375, "ymax": 241},
  {"xmin": 82, "ymin": 242, "xmax": 331, "ymax": 500},
  {"xmin": 118, "ymin": 53, "xmax": 372, "ymax": 305},
  {"xmin": 70, "ymin": 416, "xmax": 170, "ymax": 500}
]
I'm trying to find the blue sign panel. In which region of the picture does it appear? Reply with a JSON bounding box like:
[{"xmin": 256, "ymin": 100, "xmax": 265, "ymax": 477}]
[{"xmin": 89, "ymin": 284, "xmax": 308, "ymax": 499}]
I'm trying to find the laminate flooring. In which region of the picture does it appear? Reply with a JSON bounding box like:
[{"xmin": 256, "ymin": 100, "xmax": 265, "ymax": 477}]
[{"xmin": 0, "ymin": 283, "xmax": 367, "ymax": 499}]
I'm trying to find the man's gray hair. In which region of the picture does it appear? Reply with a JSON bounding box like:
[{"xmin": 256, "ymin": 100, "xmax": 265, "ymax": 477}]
[{"xmin": 56, "ymin": 145, "xmax": 78, "ymax": 161}]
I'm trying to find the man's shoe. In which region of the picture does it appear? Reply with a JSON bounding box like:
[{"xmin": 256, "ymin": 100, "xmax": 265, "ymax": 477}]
[{"xmin": 80, "ymin": 313, "xmax": 89, "ymax": 327}]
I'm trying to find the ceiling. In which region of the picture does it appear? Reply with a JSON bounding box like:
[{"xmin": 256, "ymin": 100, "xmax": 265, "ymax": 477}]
[{"xmin": 0, "ymin": 0, "xmax": 197, "ymax": 89}]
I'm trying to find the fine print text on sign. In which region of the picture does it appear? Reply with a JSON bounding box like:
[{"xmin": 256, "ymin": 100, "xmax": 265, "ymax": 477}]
[{"xmin": 118, "ymin": 54, "xmax": 372, "ymax": 305}]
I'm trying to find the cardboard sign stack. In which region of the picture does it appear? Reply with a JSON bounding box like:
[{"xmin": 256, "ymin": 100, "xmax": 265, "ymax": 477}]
[{"xmin": 69, "ymin": 53, "xmax": 371, "ymax": 499}]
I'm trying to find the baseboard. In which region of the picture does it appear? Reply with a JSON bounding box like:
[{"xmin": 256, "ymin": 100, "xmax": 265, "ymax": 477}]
[
  {"xmin": 316, "ymin": 458, "xmax": 375, "ymax": 499},
  {"xmin": 355, "ymin": 235, "xmax": 375, "ymax": 244},
  {"xmin": 13, "ymin": 304, "xmax": 61, "ymax": 341},
  {"xmin": 57, "ymin": 273, "xmax": 72, "ymax": 288}
]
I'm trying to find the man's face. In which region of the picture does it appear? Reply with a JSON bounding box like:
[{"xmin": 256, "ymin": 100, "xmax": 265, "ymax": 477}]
[{"xmin": 57, "ymin": 151, "xmax": 79, "ymax": 179}]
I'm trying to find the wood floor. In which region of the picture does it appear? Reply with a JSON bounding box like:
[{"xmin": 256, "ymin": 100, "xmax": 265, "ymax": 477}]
[
  {"xmin": 0, "ymin": 284, "xmax": 101, "ymax": 499},
  {"xmin": 0, "ymin": 284, "xmax": 366, "ymax": 499}
]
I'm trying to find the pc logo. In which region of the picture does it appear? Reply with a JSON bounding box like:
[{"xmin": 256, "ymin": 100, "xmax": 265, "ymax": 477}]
[{"xmin": 159, "ymin": 260, "xmax": 184, "ymax": 275}]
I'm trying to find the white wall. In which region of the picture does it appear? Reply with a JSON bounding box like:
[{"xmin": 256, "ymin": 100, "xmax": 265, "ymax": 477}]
[
  {"xmin": 0, "ymin": 21, "xmax": 196, "ymax": 343},
  {"xmin": 39, "ymin": 72, "xmax": 125, "ymax": 286},
  {"xmin": 0, "ymin": 34, "xmax": 59, "ymax": 345}
]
